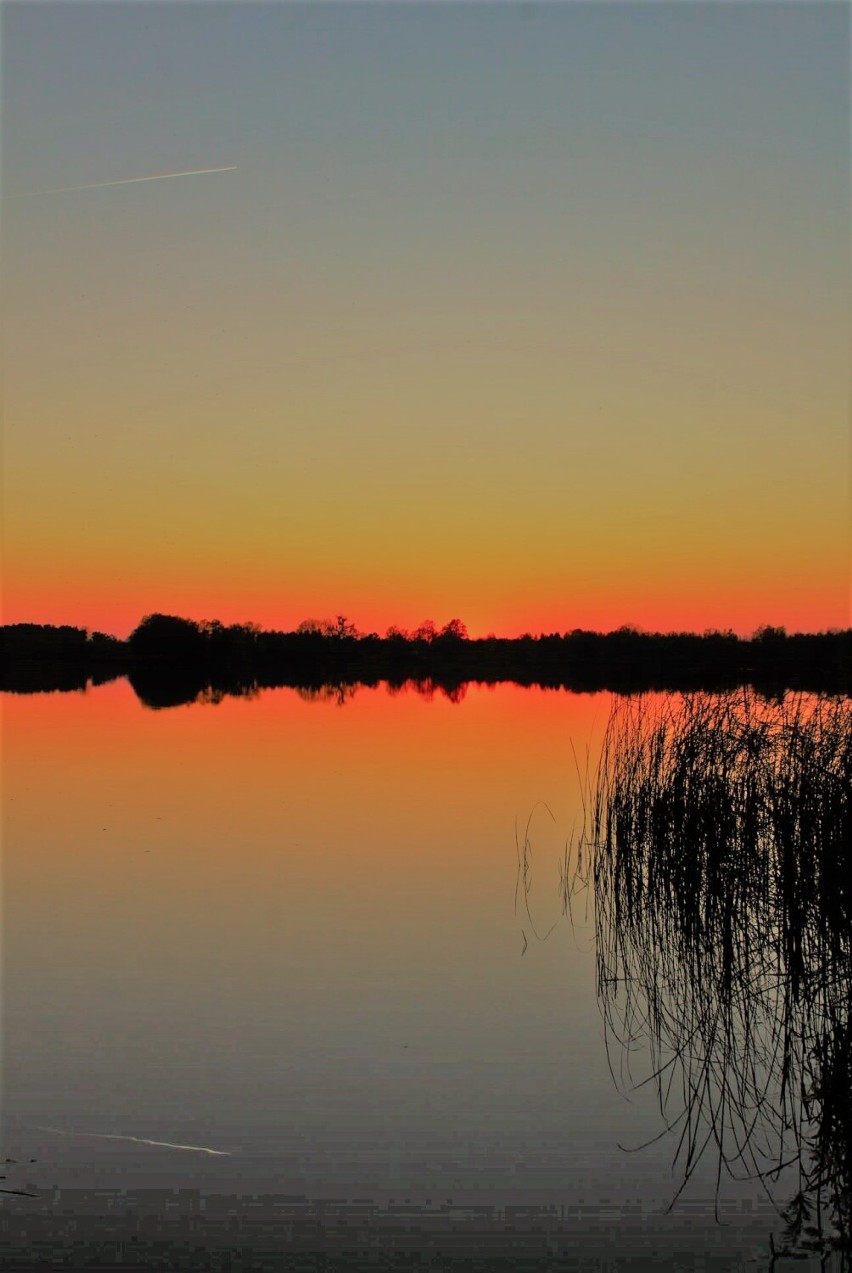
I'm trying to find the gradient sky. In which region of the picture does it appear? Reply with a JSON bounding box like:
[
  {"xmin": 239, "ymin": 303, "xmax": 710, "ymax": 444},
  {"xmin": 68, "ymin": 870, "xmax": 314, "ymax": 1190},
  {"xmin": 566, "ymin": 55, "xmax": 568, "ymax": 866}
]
[{"xmin": 2, "ymin": 2, "xmax": 849, "ymax": 637}]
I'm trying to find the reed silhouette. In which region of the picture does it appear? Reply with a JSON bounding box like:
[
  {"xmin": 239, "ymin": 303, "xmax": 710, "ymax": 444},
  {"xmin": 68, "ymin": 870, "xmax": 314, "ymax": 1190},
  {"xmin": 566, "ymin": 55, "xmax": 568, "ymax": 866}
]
[{"xmin": 568, "ymin": 692, "xmax": 851, "ymax": 1267}]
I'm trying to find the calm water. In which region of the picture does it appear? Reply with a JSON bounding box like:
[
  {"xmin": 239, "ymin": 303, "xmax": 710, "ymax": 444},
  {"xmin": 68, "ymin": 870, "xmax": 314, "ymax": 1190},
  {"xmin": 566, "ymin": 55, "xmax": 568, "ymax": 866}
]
[{"xmin": 2, "ymin": 680, "xmax": 822, "ymax": 1266}]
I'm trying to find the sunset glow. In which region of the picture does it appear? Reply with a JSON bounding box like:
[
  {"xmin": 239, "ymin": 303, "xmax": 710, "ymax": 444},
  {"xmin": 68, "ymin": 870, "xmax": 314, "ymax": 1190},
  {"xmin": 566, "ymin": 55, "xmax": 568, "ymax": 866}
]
[{"xmin": 2, "ymin": 3, "xmax": 849, "ymax": 637}]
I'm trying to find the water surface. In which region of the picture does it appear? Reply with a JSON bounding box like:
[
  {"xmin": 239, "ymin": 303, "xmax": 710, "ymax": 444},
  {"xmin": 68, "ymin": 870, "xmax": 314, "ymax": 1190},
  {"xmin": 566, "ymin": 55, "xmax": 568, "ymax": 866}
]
[{"xmin": 3, "ymin": 680, "xmax": 824, "ymax": 1266}]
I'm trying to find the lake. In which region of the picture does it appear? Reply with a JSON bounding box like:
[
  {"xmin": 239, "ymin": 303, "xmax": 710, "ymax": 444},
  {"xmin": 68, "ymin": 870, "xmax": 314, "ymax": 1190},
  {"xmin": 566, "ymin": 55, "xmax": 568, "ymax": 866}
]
[{"xmin": 2, "ymin": 680, "xmax": 847, "ymax": 1269}]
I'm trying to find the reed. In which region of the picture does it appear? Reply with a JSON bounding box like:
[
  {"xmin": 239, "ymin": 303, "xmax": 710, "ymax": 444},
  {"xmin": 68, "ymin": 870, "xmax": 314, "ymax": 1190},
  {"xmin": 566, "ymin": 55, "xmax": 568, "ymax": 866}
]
[{"xmin": 575, "ymin": 691, "xmax": 851, "ymax": 1266}]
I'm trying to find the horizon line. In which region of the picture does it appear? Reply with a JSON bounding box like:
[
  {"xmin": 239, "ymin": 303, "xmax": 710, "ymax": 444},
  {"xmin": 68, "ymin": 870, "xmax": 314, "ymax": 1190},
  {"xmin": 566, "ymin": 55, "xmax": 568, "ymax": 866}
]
[{"xmin": 2, "ymin": 616, "xmax": 849, "ymax": 642}]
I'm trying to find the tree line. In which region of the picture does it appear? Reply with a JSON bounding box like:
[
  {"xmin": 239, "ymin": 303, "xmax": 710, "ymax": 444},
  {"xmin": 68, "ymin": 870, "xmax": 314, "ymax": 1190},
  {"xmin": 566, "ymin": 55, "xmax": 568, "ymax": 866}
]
[{"xmin": 1, "ymin": 613, "xmax": 849, "ymax": 706}]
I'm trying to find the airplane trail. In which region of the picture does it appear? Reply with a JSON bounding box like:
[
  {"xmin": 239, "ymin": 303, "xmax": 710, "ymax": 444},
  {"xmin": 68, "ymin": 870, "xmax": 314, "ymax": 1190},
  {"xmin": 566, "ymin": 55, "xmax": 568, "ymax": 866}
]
[
  {"xmin": 34, "ymin": 1127, "xmax": 231, "ymax": 1156},
  {"xmin": 7, "ymin": 165, "xmax": 237, "ymax": 197}
]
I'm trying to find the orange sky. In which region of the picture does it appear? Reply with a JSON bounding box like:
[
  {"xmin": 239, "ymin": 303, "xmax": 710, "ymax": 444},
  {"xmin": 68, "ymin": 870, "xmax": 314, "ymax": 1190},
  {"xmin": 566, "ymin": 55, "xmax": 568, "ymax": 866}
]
[
  {"xmin": 2, "ymin": 4, "xmax": 849, "ymax": 639},
  {"xmin": 2, "ymin": 547, "xmax": 846, "ymax": 640}
]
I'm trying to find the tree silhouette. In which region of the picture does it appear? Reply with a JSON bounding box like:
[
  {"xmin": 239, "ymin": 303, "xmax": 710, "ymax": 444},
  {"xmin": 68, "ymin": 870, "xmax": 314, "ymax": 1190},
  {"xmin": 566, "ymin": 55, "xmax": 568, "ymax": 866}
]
[
  {"xmin": 439, "ymin": 618, "xmax": 468, "ymax": 640},
  {"xmin": 412, "ymin": 620, "xmax": 437, "ymax": 643},
  {"xmin": 127, "ymin": 614, "xmax": 206, "ymax": 662}
]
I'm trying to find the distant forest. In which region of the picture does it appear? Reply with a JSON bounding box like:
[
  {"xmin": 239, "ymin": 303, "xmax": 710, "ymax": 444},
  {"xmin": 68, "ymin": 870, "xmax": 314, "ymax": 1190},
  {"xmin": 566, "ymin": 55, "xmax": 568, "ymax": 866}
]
[{"xmin": 1, "ymin": 613, "xmax": 849, "ymax": 708}]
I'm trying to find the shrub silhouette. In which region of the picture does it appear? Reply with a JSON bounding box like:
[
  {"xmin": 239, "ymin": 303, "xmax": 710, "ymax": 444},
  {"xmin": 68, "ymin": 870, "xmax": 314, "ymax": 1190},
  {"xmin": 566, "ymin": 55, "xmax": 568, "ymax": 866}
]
[{"xmin": 128, "ymin": 614, "xmax": 207, "ymax": 663}]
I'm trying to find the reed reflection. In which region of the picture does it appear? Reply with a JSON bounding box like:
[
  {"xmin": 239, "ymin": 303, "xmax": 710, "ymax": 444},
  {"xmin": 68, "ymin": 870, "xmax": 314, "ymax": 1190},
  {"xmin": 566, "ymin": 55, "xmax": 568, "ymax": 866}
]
[{"xmin": 570, "ymin": 692, "xmax": 851, "ymax": 1267}]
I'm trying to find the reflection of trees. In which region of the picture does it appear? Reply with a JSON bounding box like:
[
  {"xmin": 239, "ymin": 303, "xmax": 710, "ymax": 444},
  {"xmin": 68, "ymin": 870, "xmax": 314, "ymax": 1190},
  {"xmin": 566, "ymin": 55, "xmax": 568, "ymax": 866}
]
[
  {"xmin": 572, "ymin": 693, "xmax": 851, "ymax": 1267},
  {"xmin": 294, "ymin": 682, "xmax": 359, "ymax": 706},
  {"xmin": 5, "ymin": 620, "xmax": 850, "ymax": 700},
  {"xmin": 401, "ymin": 678, "xmax": 468, "ymax": 704}
]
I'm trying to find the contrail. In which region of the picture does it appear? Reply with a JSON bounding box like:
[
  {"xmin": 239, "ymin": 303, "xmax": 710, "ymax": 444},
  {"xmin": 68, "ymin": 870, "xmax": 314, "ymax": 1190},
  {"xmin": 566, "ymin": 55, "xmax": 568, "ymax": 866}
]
[
  {"xmin": 6, "ymin": 165, "xmax": 237, "ymax": 198},
  {"xmin": 34, "ymin": 1126, "xmax": 231, "ymax": 1157}
]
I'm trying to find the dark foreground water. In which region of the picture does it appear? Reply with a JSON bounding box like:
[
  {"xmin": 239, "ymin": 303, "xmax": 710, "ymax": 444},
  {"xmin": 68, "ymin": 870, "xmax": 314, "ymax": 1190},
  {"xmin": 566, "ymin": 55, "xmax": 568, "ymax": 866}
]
[{"xmin": 2, "ymin": 681, "xmax": 847, "ymax": 1270}]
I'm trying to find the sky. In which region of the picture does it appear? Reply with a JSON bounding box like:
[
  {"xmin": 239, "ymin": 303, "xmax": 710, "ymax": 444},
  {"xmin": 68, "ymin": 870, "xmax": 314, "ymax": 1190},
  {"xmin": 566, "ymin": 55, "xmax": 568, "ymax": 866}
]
[{"xmin": 2, "ymin": 1, "xmax": 849, "ymax": 639}]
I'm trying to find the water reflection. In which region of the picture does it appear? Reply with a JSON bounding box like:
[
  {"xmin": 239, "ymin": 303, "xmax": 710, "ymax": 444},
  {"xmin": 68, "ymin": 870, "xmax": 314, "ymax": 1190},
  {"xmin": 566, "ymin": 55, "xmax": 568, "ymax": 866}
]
[
  {"xmin": 4, "ymin": 679, "xmax": 846, "ymax": 1266},
  {"xmin": 127, "ymin": 673, "xmax": 471, "ymax": 710},
  {"xmin": 569, "ymin": 692, "xmax": 851, "ymax": 1267}
]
